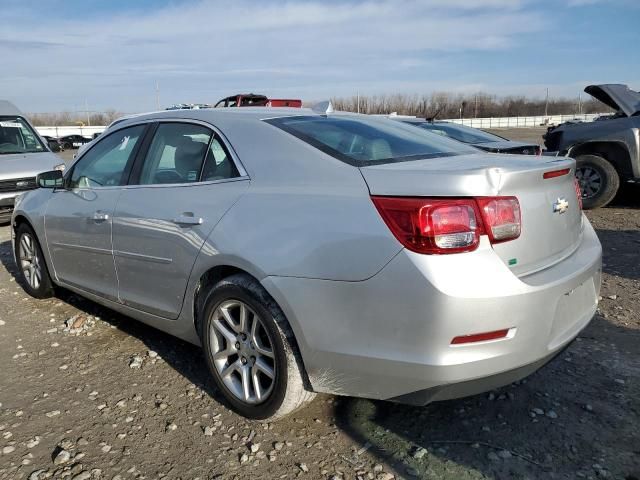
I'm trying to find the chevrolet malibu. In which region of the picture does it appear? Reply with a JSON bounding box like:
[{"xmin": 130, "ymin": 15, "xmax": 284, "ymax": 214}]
[{"xmin": 12, "ymin": 107, "xmax": 602, "ymax": 420}]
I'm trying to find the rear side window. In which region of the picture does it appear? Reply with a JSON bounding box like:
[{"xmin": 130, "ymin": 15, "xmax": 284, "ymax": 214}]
[
  {"xmin": 265, "ymin": 116, "xmax": 477, "ymax": 166},
  {"xmin": 201, "ymin": 137, "xmax": 239, "ymax": 181},
  {"xmin": 139, "ymin": 123, "xmax": 211, "ymax": 185}
]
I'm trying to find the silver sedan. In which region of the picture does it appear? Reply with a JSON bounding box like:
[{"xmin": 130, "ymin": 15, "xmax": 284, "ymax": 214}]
[{"xmin": 11, "ymin": 107, "xmax": 602, "ymax": 420}]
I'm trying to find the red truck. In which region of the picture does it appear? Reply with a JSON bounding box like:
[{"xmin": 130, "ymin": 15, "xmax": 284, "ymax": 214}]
[{"xmin": 214, "ymin": 93, "xmax": 302, "ymax": 108}]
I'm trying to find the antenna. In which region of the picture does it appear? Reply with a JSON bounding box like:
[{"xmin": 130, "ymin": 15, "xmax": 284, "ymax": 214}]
[{"xmin": 311, "ymin": 101, "xmax": 334, "ymax": 115}]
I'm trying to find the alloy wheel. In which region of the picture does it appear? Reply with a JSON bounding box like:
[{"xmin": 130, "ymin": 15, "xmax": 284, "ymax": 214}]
[
  {"xmin": 19, "ymin": 232, "xmax": 42, "ymax": 290},
  {"xmin": 208, "ymin": 300, "xmax": 276, "ymax": 404},
  {"xmin": 575, "ymin": 166, "xmax": 602, "ymax": 199}
]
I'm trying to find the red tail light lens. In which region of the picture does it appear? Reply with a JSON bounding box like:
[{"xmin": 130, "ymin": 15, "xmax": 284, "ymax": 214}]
[
  {"xmin": 371, "ymin": 197, "xmax": 481, "ymax": 254},
  {"xmin": 543, "ymin": 168, "xmax": 570, "ymax": 179},
  {"xmin": 574, "ymin": 177, "xmax": 583, "ymax": 210},
  {"xmin": 372, "ymin": 196, "xmax": 521, "ymax": 254},
  {"xmin": 476, "ymin": 197, "xmax": 521, "ymax": 243}
]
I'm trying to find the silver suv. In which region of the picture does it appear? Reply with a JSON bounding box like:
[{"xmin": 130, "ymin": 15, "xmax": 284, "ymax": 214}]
[{"xmin": 0, "ymin": 100, "xmax": 65, "ymax": 222}]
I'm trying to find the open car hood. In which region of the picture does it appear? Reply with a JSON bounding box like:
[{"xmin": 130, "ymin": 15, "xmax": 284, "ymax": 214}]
[{"xmin": 585, "ymin": 84, "xmax": 640, "ymax": 117}]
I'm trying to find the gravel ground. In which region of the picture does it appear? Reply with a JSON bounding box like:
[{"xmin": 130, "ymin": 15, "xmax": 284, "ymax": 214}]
[{"xmin": 0, "ymin": 139, "xmax": 639, "ymax": 480}]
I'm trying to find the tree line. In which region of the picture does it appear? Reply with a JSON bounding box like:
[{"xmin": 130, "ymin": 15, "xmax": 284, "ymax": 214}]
[
  {"xmin": 28, "ymin": 110, "xmax": 124, "ymax": 127},
  {"xmin": 330, "ymin": 92, "xmax": 610, "ymax": 118},
  {"xmin": 26, "ymin": 91, "xmax": 611, "ymax": 125}
]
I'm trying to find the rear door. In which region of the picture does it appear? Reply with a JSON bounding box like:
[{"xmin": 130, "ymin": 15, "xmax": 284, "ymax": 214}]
[
  {"xmin": 112, "ymin": 121, "xmax": 249, "ymax": 319},
  {"xmin": 44, "ymin": 124, "xmax": 147, "ymax": 300}
]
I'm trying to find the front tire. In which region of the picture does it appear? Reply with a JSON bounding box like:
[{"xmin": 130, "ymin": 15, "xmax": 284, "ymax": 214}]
[
  {"xmin": 15, "ymin": 223, "xmax": 54, "ymax": 299},
  {"xmin": 200, "ymin": 274, "xmax": 314, "ymax": 420},
  {"xmin": 575, "ymin": 154, "xmax": 620, "ymax": 209}
]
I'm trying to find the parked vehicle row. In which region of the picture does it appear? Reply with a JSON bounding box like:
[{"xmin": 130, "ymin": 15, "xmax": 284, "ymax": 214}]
[
  {"xmin": 12, "ymin": 105, "xmax": 601, "ymax": 420},
  {"xmin": 390, "ymin": 116, "xmax": 541, "ymax": 155}
]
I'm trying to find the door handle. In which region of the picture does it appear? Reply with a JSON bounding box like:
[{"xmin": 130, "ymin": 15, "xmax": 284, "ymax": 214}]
[
  {"xmin": 172, "ymin": 213, "xmax": 203, "ymax": 226},
  {"xmin": 92, "ymin": 211, "xmax": 109, "ymax": 222}
]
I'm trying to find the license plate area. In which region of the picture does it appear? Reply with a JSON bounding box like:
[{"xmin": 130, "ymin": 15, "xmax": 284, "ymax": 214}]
[{"xmin": 548, "ymin": 278, "xmax": 597, "ymax": 349}]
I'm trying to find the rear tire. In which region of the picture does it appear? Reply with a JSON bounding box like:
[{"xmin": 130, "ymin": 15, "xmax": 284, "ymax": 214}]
[
  {"xmin": 575, "ymin": 154, "xmax": 620, "ymax": 209},
  {"xmin": 15, "ymin": 223, "xmax": 54, "ymax": 299},
  {"xmin": 200, "ymin": 273, "xmax": 315, "ymax": 420}
]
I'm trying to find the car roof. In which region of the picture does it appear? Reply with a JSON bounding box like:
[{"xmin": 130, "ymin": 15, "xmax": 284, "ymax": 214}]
[
  {"xmin": 0, "ymin": 100, "xmax": 23, "ymax": 116},
  {"xmin": 113, "ymin": 107, "xmax": 335, "ymax": 128}
]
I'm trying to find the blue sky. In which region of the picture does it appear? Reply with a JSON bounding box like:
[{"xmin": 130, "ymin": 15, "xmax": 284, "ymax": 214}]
[{"xmin": 1, "ymin": 0, "xmax": 638, "ymax": 113}]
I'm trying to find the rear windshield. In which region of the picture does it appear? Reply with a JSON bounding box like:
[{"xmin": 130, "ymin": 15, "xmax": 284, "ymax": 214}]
[{"xmin": 264, "ymin": 115, "xmax": 477, "ymax": 166}]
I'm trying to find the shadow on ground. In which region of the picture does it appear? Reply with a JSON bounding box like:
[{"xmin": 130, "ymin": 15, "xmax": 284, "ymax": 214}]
[{"xmin": 332, "ymin": 316, "xmax": 640, "ymax": 479}]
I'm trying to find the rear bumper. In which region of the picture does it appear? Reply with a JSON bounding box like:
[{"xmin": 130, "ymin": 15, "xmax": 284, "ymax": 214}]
[
  {"xmin": 263, "ymin": 215, "xmax": 602, "ymax": 402},
  {"xmin": 390, "ymin": 339, "xmax": 573, "ymax": 405}
]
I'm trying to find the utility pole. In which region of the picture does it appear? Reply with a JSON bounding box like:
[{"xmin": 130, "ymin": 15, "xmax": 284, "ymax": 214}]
[
  {"xmin": 155, "ymin": 81, "xmax": 160, "ymax": 110},
  {"xmin": 544, "ymin": 88, "xmax": 549, "ymax": 117},
  {"xmin": 85, "ymin": 99, "xmax": 90, "ymax": 127},
  {"xmin": 474, "ymin": 95, "xmax": 478, "ymax": 118},
  {"xmin": 357, "ymin": 91, "xmax": 360, "ymax": 114},
  {"xmin": 578, "ymin": 93, "xmax": 582, "ymax": 115}
]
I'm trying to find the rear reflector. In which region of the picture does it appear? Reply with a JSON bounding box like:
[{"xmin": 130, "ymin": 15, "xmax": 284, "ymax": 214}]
[
  {"xmin": 543, "ymin": 168, "xmax": 571, "ymax": 179},
  {"xmin": 476, "ymin": 197, "xmax": 521, "ymax": 243},
  {"xmin": 574, "ymin": 177, "xmax": 583, "ymax": 210},
  {"xmin": 451, "ymin": 329, "xmax": 510, "ymax": 345}
]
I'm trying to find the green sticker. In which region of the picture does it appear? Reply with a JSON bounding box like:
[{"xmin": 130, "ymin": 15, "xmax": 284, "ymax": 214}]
[{"xmin": 508, "ymin": 258, "xmax": 518, "ymax": 266}]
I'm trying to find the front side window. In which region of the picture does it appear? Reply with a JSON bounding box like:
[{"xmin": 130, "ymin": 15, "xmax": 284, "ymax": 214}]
[
  {"xmin": 0, "ymin": 116, "xmax": 45, "ymax": 154},
  {"xmin": 69, "ymin": 125, "xmax": 145, "ymax": 188},
  {"xmin": 138, "ymin": 123, "xmax": 212, "ymax": 185},
  {"xmin": 265, "ymin": 116, "xmax": 477, "ymax": 166}
]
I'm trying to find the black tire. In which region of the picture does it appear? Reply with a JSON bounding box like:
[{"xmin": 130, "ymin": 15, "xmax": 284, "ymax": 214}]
[
  {"xmin": 200, "ymin": 273, "xmax": 314, "ymax": 420},
  {"xmin": 14, "ymin": 223, "xmax": 55, "ymax": 299},
  {"xmin": 575, "ymin": 154, "xmax": 620, "ymax": 209}
]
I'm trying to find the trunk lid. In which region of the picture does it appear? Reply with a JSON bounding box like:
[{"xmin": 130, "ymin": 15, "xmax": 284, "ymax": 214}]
[{"xmin": 360, "ymin": 152, "xmax": 582, "ymax": 276}]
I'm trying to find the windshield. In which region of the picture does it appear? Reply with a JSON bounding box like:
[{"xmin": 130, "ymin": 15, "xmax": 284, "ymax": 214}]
[
  {"xmin": 265, "ymin": 115, "xmax": 478, "ymax": 166},
  {"xmin": 0, "ymin": 116, "xmax": 46, "ymax": 154},
  {"xmin": 409, "ymin": 122, "xmax": 506, "ymax": 144}
]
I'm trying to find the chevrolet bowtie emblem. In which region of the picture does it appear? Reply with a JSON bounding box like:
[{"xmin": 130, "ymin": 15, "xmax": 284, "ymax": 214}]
[{"xmin": 553, "ymin": 197, "xmax": 569, "ymax": 214}]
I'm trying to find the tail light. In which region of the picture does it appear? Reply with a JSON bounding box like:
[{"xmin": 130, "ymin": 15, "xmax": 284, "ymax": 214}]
[
  {"xmin": 476, "ymin": 197, "xmax": 521, "ymax": 243},
  {"xmin": 372, "ymin": 196, "xmax": 521, "ymax": 254},
  {"xmin": 573, "ymin": 177, "xmax": 583, "ymax": 210}
]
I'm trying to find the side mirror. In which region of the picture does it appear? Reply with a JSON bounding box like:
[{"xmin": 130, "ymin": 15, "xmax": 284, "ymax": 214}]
[
  {"xmin": 37, "ymin": 170, "xmax": 64, "ymax": 189},
  {"xmin": 47, "ymin": 140, "xmax": 61, "ymax": 152}
]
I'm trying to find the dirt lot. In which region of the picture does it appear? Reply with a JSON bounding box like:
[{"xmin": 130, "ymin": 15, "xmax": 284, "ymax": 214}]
[{"xmin": 0, "ymin": 138, "xmax": 639, "ymax": 480}]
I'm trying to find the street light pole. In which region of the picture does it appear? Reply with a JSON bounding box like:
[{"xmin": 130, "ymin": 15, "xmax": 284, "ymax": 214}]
[{"xmin": 544, "ymin": 88, "xmax": 549, "ymax": 117}]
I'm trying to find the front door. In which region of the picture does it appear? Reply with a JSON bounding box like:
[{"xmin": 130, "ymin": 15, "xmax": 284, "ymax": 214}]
[
  {"xmin": 45, "ymin": 124, "xmax": 147, "ymax": 300},
  {"xmin": 112, "ymin": 121, "xmax": 248, "ymax": 318}
]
